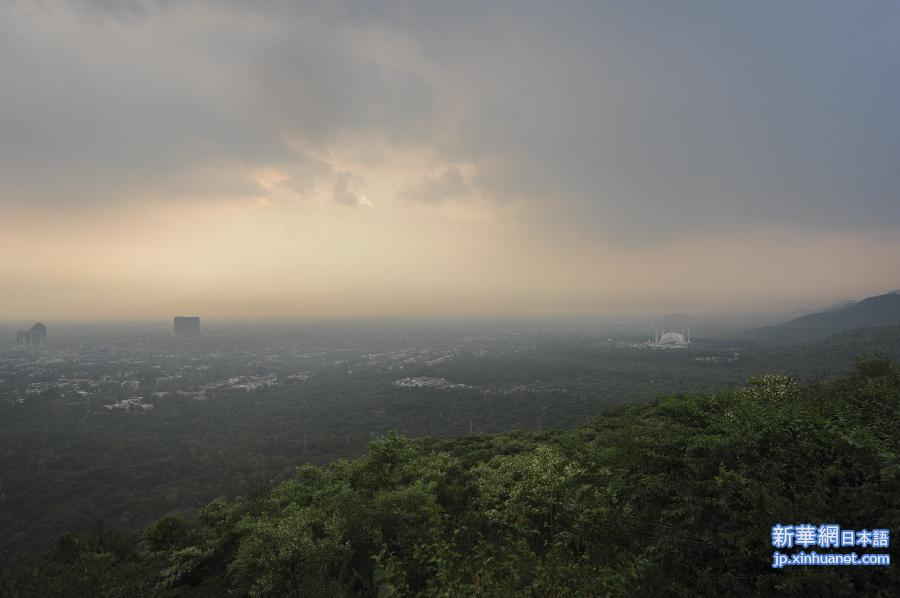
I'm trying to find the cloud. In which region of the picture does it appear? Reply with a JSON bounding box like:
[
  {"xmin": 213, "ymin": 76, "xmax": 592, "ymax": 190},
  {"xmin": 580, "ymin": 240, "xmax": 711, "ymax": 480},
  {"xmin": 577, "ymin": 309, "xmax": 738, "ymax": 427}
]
[
  {"xmin": 0, "ymin": 1, "xmax": 898, "ymax": 318},
  {"xmin": 400, "ymin": 167, "xmax": 469, "ymax": 205},
  {"xmin": 0, "ymin": 1, "xmax": 431, "ymax": 209},
  {"xmin": 332, "ymin": 171, "xmax": 366, "ymax": 207},
  {"xmin": 0, "ymin": 0, "xmax": 897, "ymax": 242}
]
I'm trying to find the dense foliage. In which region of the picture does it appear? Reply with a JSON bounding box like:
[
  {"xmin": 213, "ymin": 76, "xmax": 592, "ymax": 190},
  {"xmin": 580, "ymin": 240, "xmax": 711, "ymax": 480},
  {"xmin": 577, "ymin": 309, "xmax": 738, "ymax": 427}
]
[
  {"xmin": 3, "ymin": 357, "xmax": 897, "ymax": 596},
  {"xmin": 4, "ymin": 326, "xmax": 898, "ymax": 556}
]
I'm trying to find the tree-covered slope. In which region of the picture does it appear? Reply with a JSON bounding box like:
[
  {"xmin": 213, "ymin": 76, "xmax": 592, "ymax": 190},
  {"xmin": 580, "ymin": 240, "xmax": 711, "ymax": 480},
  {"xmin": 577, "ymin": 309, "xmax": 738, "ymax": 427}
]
[
  {"xmin": 3, "ymin": 357, "xmax": 898, "ymax": 596},
  {"xmin": 745, "ymin": 293, "xmax": 900, "ymax": 343}
]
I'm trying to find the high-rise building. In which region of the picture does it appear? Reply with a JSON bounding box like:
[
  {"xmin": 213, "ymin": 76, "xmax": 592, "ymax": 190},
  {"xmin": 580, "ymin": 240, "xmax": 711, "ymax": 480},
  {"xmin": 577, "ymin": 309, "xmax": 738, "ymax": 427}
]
[
  {"xmin": 15, "ymin": 322, "xmax": 47, "ymax": 346},
  {"xmin": 30, "ymin": 323, "xmax": 47, "ymax": 346},
  {"xmin": 174, "ymin": 316, "xmax": 201, "ymax": 336}
]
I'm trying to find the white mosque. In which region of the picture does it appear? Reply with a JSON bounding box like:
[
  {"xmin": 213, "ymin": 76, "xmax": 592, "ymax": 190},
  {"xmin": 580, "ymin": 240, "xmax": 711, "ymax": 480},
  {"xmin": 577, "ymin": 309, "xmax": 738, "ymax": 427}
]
[{"xmin": 646, "ymin": 322, "xmax": 691, "ymax": 348}]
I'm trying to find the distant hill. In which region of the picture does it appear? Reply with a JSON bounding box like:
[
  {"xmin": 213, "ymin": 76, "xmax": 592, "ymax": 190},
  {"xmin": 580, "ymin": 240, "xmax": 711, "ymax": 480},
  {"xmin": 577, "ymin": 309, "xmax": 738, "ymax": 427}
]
[
  {"xmin": 744, "ymin": 292, "xmax": 900, "ymax": 343},
  {"xmin": 780, "ymin": 298, "xmax": 858, "ymax": 321},
  {"xmin": 826, "ymin": 299, "xmax": 858, "ymax": 312}
]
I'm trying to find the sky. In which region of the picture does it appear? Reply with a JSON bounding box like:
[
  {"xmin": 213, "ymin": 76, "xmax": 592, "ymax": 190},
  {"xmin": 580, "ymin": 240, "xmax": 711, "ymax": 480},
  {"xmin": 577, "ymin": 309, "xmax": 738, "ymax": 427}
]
[{"xmin": 1, "ymin": 0, "xmax": 898, "ymax": 320}]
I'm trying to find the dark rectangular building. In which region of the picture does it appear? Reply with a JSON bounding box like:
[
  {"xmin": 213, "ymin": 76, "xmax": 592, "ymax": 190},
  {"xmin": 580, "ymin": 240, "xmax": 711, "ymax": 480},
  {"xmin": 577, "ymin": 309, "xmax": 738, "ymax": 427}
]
[{"xmin": 174, "ymin": 316, "xmax": 200, "ymax": 336}]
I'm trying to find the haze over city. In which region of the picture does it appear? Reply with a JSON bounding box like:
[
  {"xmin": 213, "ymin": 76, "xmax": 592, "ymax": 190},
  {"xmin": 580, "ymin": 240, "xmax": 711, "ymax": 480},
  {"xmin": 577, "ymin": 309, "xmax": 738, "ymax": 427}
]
[
  {"xmin": 1, "ymin": 1, "xmax": 898, "ymax": 321},
  {"xmin": 3, "ymin": 3, "xmax": 900, "ymax": 595}
]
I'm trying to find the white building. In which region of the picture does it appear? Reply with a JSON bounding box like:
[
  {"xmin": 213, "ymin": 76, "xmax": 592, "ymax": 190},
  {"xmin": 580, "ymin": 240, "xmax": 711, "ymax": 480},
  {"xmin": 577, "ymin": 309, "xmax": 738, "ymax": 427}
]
[{"xmin": 646, "ymin": 322, "xmax": 691, "ymax": 348}]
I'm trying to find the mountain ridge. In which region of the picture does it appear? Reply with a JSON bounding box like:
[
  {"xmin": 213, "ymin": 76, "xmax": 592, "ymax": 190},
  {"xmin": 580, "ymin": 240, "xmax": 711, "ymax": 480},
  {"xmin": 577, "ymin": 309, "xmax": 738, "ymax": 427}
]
[{"xmin": 744, "ymin": 292, "xmax": 900, "ymax": 343}]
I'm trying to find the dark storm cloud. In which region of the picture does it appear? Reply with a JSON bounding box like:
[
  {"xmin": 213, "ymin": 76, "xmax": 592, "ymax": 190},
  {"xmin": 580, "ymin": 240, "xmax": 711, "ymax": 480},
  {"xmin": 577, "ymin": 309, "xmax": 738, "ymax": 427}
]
[
  {"xmin": 0, "ymin": 1, "xmax": 435, "ymax": 207},
  {"xmin": 1, "ymin": 1, "xmax": 898, "ymax": 239},
  {"xmin": 251, "ymin": 32, "xmax": 434, "ymax": 147},
  {"xmin": 420, "ymin": 1, "xmax": 900, "ymax": 237},
  {"xmin": 0, "ymin": 1, "xmax": 289, "ymax": 204}
]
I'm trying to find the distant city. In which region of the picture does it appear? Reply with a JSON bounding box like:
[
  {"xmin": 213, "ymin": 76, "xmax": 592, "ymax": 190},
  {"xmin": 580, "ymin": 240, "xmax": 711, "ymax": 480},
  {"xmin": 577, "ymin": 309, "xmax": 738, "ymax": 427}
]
[
  {"xmin": 15, "ymin": 322, "xmax": 46, "ymax": 347},
  {"xmin": 2, "ymin": 292, "xmax": 898, "ymax": 565},
  {"xmin": 13, "ymin": 316, "xmax": 697, "ymax": 350},
  {"xmin": 11, "ymin": 317, "xmax": 203, "ymax": 346}
]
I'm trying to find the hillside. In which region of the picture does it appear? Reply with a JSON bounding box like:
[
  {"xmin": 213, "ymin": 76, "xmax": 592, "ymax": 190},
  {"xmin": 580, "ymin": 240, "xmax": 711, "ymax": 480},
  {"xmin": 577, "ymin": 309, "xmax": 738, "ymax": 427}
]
[
  {"xmin": 745, "ymin": 292, "xmax": 900, "ymax": 343},
  {"xmin": 3, "ymin": 324, "xmax": 900, "ymax": 559},
  {"xmin": 3, "ymin": 357, "xmax": 897, "ymax": 596}
]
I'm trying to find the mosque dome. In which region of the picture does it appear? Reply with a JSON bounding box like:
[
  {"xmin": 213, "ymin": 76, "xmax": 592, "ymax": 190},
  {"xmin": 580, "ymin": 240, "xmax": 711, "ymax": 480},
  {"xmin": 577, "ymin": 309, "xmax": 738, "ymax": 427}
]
[{"xmin": 658, "ymin": 331, "xmax": 686, "ymax": 345}]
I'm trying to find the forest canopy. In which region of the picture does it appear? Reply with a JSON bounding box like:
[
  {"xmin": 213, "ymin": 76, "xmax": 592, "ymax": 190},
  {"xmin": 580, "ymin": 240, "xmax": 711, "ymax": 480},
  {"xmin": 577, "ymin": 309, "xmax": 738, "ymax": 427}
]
[{"xmin": 3, "ymin": 356, "xmax": 897, "ymax": 596}]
